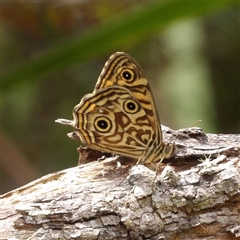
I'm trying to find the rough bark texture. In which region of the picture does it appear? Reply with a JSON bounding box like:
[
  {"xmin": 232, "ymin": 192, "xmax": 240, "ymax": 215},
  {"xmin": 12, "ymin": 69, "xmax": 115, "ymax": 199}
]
[{"xmin": 1, "ymin": 127, "xmax": 240, "ymax": 240}]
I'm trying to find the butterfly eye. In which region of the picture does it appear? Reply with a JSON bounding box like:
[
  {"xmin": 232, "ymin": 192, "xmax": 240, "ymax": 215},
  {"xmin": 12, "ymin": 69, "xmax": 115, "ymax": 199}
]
[
  {"xmin": 94, "ymin": 116, "xmax": 112, "ymax": 133},
  {"xmin": 121, "ymin": 69, "xmax": 135, "ymax": 81},
  {"xmin": 124, "ymin": 99, "xmax": 139, "ymax": 114}
]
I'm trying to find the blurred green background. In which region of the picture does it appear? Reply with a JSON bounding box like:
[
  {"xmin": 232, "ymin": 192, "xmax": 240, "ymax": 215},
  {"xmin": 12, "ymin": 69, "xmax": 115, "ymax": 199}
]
[{"xmin": 1, "ymin": 2, "xmax": 239, "ymax": 194}]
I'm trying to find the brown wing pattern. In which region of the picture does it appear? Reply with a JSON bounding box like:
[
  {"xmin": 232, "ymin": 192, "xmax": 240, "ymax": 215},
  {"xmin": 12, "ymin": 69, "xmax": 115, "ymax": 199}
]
[
  {"xmin": 95, "ymin": 52, "xmax": 162, "ymax": 146},
  {"xmin": 73, "ymin": 86, "xmax": 156, "ymax": 159},
  {"xmin": 71, "ymin": 52, "xmax": 174, "ymax": 163}
]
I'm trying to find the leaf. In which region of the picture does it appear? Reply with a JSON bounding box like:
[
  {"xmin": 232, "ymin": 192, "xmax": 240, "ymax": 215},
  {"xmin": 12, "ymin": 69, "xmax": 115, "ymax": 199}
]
[{"xmin": 2, "ymin": 1, "xmax": 233, "ymax": 90}]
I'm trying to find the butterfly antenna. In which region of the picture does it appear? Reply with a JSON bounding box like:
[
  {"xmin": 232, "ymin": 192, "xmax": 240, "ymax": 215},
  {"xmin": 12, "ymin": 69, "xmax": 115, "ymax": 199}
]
[
  {"xmin": 166, "ymin": 119, "xmax": 202, "ymax": 146},
  {"xmin": 188, "ymin": 119, "xmax": 202, "ymax": 128}
]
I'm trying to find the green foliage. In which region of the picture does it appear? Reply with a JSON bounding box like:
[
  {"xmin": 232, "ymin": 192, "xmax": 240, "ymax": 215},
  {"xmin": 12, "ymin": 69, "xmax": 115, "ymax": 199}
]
[{"xmin": 2, "ymin": 1, "xmax": 233, "ymax": 91}]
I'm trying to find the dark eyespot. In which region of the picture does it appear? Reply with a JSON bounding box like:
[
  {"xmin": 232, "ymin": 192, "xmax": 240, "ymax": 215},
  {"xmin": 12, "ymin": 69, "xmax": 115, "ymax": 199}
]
[
  {"xmin": 120, "ymin": 68, "xmax": 135, "ymax": 82},
  {"xmin": 97, "ymin": 120, "xmax": 108, "ymax": 129},
  {"xmin": 122, "ymin": 70, "xmax": 132, "ymax": 80},
  {"xmin": 94, "ymin": 117, "xmax": 112, "ymax": 133},
  {"xmin": 124, "ymin": 99, "xmax": 139, "ymax": 114},
  {"xmin": 127, "ymin": 101, "xmax": 136, "ymax": 111}
]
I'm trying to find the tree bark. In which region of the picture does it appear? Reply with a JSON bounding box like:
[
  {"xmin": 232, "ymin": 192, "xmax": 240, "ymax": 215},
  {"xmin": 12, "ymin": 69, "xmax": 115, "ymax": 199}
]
[{"xmin": 1, "ymin": 127, "xmax": 240, "ymax": 240}]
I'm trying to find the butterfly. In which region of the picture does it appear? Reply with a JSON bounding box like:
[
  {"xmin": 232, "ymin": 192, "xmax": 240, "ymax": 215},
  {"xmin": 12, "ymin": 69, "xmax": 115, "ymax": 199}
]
[{"xmin": 56, "ymin": 52, "xmax": 174, "ymax": 164}]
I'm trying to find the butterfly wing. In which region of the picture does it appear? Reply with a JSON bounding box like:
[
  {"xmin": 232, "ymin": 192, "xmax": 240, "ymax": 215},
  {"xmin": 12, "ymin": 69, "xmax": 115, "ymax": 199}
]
[
  {"xmin": 95, "ymin": 52, "xmax": 162, "ymax": 148},
  {"xmin": 73, "ymin": 86, "xmax": 157, "ymax": 160}
]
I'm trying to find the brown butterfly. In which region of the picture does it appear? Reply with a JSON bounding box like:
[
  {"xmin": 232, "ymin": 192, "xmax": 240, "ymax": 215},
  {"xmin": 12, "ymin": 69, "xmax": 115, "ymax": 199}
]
[{"xmin": 56, "ymin": 52, "xmax": 174, "ymax": 164}]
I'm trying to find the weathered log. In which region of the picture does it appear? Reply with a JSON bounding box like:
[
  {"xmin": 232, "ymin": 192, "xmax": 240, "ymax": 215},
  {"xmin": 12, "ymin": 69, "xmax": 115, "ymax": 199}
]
[{"xmin": 1, "ymin": 127, "xmax": 240, "ymax": 240}]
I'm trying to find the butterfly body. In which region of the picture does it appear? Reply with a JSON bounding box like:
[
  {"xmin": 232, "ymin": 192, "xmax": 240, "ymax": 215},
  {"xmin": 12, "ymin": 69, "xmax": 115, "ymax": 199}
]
[{"xmin": 59, "ymin": 52, "xmax": 174, "ymax": 164}]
